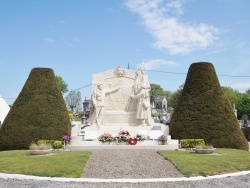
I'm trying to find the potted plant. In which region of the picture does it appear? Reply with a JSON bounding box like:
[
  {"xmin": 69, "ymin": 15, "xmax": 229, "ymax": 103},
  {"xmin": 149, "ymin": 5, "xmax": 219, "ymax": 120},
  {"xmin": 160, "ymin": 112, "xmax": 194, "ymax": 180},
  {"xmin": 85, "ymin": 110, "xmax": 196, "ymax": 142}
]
[
  {"xmin": 98, "ymin": 133, "xmax": 113, "ymax": 144},
  {"xmin": 158, "ymin": 134, "xmax": 168, "ymax": 145},
  {"xmin": 62, "ymin": 135, "xmax": 71, "ymax": 150},
  {"xmin": 193, "ymin": 145, "xmax": 216, "ymax": 154},
  {"xmin": 29, "ymin": 143, "xmax": 52, "ymax": 155}
]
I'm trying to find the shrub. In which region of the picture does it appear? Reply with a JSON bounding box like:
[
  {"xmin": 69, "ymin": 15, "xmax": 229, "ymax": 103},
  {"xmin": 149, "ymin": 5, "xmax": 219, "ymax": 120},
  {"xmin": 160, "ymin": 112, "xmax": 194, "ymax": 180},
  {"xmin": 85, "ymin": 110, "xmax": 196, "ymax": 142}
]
[
  {"xmin": 53, "ymin": 141, "xmax": 63, "ymax": 149},
  {"xmin": 181, "ymin": 139, "xmax": 205, "ymax": 148},
  {"xmin": 38, "ymin": 140, "xmax": 63, "ymax": 149},
  {"xmin": 170, "ymin": 62, "xmax": 249, "ymax": 150},
  {"xmin": 29, "ymin": 143, "xmax": 39, "ymax": 150},
  {"xmin": 38, "ymin": 143, "xmax": 52, "ymax": 150},
  {"xmin": 0, "ymin": 68, "xmax": 71, "ymax": 151},
  {"xmin": 29, "ymin": 143, "xmax": 52, "ymax": 150}
]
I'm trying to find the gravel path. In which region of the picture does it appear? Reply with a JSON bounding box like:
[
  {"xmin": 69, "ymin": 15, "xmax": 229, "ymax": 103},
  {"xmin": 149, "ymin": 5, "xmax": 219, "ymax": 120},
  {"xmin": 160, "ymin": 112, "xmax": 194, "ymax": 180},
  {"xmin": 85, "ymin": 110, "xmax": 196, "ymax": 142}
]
[
  {"xmin": 0, "ymin": 149, "xmax": 249, "ymax": 188},
  {"xmin": 82, "ymin": 149, "xmax": 183, "ymax": 179}
]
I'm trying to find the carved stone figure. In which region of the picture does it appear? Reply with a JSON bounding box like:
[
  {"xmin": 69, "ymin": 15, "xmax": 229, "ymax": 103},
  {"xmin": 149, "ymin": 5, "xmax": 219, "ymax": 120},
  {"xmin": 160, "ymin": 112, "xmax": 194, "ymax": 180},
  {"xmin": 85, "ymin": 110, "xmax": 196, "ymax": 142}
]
[
  {"xmin": 90, "ymin": 83, "xmax": 119, "ymax": 127},
  {"xmin": 131, "ymin": 84, "xmax": 151, "ymax": 126}
]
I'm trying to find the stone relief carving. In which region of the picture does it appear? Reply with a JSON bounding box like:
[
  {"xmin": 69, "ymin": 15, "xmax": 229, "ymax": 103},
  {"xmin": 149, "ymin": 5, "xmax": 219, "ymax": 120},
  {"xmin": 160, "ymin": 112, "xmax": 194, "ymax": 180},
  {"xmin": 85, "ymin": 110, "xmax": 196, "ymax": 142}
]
[
  {"xmin": 114, "ymin": 65, "xmax": 126, "ymax": 77},
  {"xmin": 89, "ymin": 65, "xmax": 153, "ymax": 126},
  {"xmin": 90, "ymin": 83, "xmax": 119, "ymax": 127}
]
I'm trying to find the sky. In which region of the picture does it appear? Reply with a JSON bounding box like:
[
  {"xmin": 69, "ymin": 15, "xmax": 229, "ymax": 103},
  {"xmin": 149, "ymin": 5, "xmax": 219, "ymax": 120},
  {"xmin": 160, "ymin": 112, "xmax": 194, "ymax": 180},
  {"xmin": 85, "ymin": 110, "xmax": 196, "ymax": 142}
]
[{"xmin": 1, "ymin": 0, "xmax": 250, "ymax": 104}]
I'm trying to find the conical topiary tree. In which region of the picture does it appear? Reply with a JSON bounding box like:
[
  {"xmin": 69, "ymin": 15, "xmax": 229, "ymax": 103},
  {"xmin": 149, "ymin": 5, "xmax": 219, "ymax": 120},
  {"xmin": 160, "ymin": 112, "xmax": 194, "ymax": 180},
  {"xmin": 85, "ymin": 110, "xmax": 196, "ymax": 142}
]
[
  {"xmin": 169, "ymin": 62, "xmax": 248, "ymax": 150},
  {"xmin": 0, "ymin": 68, "xmax": 71, "ymax": 151}
]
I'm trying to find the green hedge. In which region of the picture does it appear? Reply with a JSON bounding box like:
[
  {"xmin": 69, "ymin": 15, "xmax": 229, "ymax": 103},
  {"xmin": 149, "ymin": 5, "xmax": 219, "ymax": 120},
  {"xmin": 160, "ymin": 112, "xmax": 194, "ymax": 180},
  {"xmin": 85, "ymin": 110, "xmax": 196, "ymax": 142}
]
[
  {"xmin": 180, "ymin": 139, "xmax": 205, "ymax": 148},
  {"xmin": 0, "ymin": 68, "xmax": 71, "ymax": 151},
  {"xmin": 169, "ymin": 62, "xmax": 248, "ymax": 150}
]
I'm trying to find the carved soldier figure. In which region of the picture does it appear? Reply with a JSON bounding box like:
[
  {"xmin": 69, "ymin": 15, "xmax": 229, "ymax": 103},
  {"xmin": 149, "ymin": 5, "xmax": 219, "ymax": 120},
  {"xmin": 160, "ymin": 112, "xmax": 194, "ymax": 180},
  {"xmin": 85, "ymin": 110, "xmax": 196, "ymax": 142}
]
[
  {"xmin": 131, "ymin": 84, "xmax": 151, "ymax": 126},
  {"xmin": 90, "ymin": 83, "xmax": 119, "ymax": 127}
]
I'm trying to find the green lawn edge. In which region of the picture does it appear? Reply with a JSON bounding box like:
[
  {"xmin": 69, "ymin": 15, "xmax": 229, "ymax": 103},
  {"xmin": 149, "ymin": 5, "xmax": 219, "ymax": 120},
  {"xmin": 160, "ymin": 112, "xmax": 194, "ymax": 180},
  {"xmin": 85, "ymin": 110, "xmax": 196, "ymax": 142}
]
[
  {"xmin": 0, "ymin": 150, "xmax": 91, "ymax": 178},
  {"xmin": 158, "ymin": 148, "xmax": 250, "ymax": 177}
]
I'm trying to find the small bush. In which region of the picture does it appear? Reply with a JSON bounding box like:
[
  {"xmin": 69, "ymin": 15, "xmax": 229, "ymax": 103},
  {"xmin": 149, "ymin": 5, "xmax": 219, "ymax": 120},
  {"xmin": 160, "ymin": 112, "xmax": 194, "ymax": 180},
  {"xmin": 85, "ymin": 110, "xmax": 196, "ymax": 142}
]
[
  {"xmin": 38, "ymin": 143, "xmax": 52, "ymax": 150},
  {"xmin": 29, "ymin": 143, "xmax": 52, "ymax": 150},
  {"xmin": 29, "ymin": 143, "xmax": 39, "ymax": 150},
  {"xmin": 195, "ymin": 145, "xmax": 213, "ymax": 149},
  {"xmin": 181, "ymin": 139, "xmax": 205, "ymax": 148},
  {"xmin": 53, "ymin": 141, "xmax": 62, "ymax": 149},
  {"xmin": 38, "ymin": 140, "xmax": 63, "ymax": 149}
]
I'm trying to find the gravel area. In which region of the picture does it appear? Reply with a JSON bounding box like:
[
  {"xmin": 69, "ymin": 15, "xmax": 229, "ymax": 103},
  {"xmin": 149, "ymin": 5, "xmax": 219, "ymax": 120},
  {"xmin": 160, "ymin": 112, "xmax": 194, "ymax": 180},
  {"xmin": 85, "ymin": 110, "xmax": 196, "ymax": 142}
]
[
  {"xmin": 82, "ymin": 149, "xmax": 183, "ymax": 179},
  {"xmin": 0, "ymin": 149, "xmax": 249, "ymax": 188}
]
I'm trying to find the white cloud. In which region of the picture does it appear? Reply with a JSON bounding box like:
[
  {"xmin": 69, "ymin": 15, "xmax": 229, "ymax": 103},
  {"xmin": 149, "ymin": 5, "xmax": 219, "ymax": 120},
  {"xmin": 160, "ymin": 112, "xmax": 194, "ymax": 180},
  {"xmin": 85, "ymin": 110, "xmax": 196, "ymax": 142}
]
[
  {"xmin": 42, "ymin": 38, "xmax": 55, "ymax": 42},
  {"xmin": 137, "ymin": 59, "xmax": 179, "ymax": 70},
  {"xmin": 125, "ymin": 0, "xmax": 220, "ymax": 55}
]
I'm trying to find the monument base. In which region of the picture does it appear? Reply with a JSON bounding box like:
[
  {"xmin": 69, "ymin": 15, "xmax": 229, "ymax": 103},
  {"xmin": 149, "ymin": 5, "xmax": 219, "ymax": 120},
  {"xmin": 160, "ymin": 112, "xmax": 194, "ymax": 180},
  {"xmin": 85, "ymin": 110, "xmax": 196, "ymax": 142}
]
[{"xmin": 69, "ymin": 121, "xmax": 179, "ymax": 150}]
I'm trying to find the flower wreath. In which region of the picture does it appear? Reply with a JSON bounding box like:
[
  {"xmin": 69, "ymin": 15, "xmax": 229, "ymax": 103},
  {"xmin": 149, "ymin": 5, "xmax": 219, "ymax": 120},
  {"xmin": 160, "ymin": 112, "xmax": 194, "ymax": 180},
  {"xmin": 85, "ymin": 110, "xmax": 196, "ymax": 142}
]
[{"xmin": 128, "ymin": 137, "xmax": 138, "ymax": 145}]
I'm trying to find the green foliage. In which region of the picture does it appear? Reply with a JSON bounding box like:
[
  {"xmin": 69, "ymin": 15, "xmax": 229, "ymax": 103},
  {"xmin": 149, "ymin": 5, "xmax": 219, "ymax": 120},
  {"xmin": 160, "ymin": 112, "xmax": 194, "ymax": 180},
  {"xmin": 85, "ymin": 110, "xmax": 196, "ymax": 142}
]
[
  {"xmin": 56, "ymin": 75, "xmax": 68, "ymax": 94},
  {"xmin": 0, "ymin": 68, "xmax": 71, "ymax": 151},
  {"xmin": 53, "ymin": 141, "xmax": 63, "ymax": 149},
  {"xmin": 180, "ymin": 139, "xmax": 205, "ymax": 148},
  {"xmin": 29, "ymin": 143, "xmax": 39, "ymax": 150},
  {"xmin": 37, "ymin": 140, "xmax": 63, "ymax": 149},
  {"xmin": 164, "ymin": 90, "xmax": 172, "ymax": 101},
  {"xmin": 150, "ymin": 83, "xmax": 165, "ymax": 103},
  {"xmin": 169, "ymin": 62, "xmax": 248, "ymax": 150},
  {"xmin": 221, "ymin": 86, "xmax": 241, "ymax": 108},
  {"xmin": 237, "ymin": 93, "xmax": 250, "ymax": 118}
]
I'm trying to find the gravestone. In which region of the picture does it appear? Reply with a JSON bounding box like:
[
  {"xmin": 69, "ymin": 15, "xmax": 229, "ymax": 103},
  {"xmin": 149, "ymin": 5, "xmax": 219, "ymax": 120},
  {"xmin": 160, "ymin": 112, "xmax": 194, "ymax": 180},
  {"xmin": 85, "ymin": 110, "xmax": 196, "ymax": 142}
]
[{"xmin": 89, "ymin": 65, "xmax": 153, "ymax": 127}]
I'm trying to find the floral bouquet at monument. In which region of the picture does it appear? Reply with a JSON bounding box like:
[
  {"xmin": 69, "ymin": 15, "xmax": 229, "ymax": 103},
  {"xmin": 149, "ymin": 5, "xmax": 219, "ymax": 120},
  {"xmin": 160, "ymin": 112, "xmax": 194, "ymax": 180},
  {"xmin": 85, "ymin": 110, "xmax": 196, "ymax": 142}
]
[
  {"xmin": 98, "ymin": 133, "xmax": 113, "ymax": 143},
  {"xmin": 114, "ymin": 130, "xmax": 130, "ymax": 143}
]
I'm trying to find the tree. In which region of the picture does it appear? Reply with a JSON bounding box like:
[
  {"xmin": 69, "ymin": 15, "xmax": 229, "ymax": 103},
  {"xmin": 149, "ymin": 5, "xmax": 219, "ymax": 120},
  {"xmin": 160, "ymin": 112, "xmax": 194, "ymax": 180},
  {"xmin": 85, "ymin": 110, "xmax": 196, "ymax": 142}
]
[
  {"xmin": 0, "ymin": 68, "xmax": 71, "ymax": 151},
  {"xmin": 150, "ymin": 83, "xmax": 165, "ymax": 103},
  {"xmin": 168, "ymin": 84, "xmax": 184, "ymax": 109},
  {"xmin": 237, "ymin": 93, "xmax": 250, "ymax": 118},
  {"xmin": 65, "ymin": 90, "xmax": 82, "ymax": 113},
  {"xmin": 221, "ymin": 86, "xmax": 240, "ymax": 108},
  {"xmin": 169, "ymin": 62, "xmax": 248, "ymax": 150},
  {"xmin": 164, "ymin": 90, "xmax": 172, "ymax": 101},
  {"xmin": 56, "ymin": 75, "xmax": 68, "ymax": 94}
]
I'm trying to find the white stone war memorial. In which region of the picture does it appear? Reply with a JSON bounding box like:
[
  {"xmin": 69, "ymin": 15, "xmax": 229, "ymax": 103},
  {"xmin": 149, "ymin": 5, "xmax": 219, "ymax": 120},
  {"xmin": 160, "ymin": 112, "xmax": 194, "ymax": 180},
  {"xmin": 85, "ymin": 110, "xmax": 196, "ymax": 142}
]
[{"xmin": 69, "ymin": 66, "xmax": 178, "ymax": 150}]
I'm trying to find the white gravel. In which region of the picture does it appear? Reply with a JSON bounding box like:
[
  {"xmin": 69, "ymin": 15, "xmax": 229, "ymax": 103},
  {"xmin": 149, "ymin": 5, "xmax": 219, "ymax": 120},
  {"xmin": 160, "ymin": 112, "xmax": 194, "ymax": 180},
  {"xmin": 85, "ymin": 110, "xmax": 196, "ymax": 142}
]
[{"xmin": 0, "ymin": 149, "xmax": 249, "ymax": 188}]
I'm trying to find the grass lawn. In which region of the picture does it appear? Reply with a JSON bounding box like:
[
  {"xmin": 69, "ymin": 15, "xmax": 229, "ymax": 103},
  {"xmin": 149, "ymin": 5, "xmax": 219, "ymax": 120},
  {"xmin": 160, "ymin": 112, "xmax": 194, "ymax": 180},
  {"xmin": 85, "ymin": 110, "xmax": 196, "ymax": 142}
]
[
  {"xmin": 0, "ymin": 148, "xmax": 249, "ymax": 178},
  {"xmin": 0, "ymin": 150, "xmax": 91, "ymax": 178},
  {"xmin": 158, "ymin": 148, "xmax": 250, "ymax": 177}
]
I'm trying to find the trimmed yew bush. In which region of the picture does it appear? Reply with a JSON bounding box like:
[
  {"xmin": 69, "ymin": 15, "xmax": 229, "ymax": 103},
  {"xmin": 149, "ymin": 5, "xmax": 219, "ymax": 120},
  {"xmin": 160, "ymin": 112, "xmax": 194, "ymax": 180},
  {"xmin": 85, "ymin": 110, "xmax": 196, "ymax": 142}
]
[
  {"xmin": 0, "ymin": 68, "xmax": 71, "ymax": 151},
  {"xmin": 169, "ymin": 62, "xmax": 248, "ymax": 150}
]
